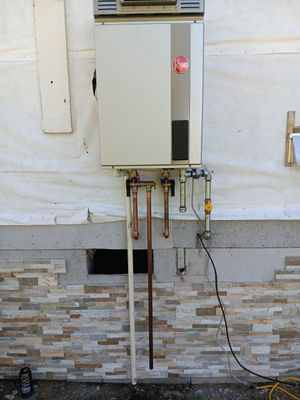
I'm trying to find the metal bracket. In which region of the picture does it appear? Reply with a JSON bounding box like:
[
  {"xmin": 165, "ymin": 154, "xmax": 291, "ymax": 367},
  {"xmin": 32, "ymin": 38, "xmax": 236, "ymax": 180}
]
[{"xmin": 285, "ymin": 111, "xmax": 300, "ymax": 166}]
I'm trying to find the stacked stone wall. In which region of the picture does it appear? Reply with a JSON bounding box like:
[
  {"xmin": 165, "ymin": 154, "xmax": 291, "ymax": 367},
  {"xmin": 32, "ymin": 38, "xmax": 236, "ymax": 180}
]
[{"xmin": 0, "ymin": 260, "xmax": 299, "ymax": 381}]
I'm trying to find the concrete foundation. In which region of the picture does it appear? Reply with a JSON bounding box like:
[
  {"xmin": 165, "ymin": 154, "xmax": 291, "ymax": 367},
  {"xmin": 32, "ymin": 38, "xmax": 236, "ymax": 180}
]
[{"xmin": 0, "ymin": 220, "xmax": 299, "ymax": 284}]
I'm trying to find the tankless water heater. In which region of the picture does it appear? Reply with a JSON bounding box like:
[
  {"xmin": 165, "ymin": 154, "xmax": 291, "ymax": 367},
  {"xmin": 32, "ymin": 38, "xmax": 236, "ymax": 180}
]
[
  {"xmin": 93, "ymin": 0, "xmax": 209, "ymax": 375},
  {"xmin": 94, "ymin": 0, "xmax": 204, "ymax": 169}
]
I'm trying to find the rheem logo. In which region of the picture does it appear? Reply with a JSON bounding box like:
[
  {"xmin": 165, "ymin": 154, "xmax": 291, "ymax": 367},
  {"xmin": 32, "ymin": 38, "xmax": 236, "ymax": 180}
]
[{"xmin": 172, "ymin": 56, "xmax": 189, "ymax": 74}]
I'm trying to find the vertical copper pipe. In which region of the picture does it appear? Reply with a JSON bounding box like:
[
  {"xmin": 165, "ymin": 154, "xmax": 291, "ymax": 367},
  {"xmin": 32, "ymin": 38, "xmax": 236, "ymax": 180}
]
[
  {"xmin": 146, "ymin": 187, "xmax": 154, "ymax": 370},
  {"xmin": 132, "ymin": 188, "xmax": 139, "ymax": 240},
  {"xmin": 163, "ymin": 188, "xmax": 169, "ymax": 238}
]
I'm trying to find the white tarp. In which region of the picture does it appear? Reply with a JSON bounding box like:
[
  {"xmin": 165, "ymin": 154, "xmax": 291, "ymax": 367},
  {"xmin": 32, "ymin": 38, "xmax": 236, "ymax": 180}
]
[{"xmin": 0, "ymin": 0, "xmax": 300, "ymax": 225}]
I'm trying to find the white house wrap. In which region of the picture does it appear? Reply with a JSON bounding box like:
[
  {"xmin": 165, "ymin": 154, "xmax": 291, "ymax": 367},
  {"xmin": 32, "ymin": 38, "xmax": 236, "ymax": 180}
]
[{"xmin": 0, "ymin": 0, "xmax": 300, "ymax": 225}]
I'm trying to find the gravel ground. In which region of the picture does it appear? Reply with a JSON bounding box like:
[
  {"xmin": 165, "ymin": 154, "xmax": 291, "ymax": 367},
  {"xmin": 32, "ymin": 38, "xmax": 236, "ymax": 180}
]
[{"xmin": 0, "ymin": 380, "xmax": 298, "ymax": 400}]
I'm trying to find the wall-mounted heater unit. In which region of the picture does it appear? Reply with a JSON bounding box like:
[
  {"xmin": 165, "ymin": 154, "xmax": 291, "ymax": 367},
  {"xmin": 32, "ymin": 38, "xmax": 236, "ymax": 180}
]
[
  {"xmin": 93, "ymin": 0, "xmax": 209, "ymax": 377},
  {"xmin": 94, "ymin": 0, "xmax": 204, "ymax": 169}
]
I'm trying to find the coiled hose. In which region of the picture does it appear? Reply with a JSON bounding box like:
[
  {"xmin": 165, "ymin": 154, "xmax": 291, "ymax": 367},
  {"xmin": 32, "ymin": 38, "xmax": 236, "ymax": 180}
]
[{"xmin": 258, "ymin": 377, "xmax": 300, "ymax": 400}]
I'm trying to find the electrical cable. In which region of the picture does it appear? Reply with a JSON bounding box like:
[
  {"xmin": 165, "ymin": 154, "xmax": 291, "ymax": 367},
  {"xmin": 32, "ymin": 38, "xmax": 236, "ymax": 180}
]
[
  {"xmin": 208, "ymin": 259, "xmax": 250, "ymax": 386},
  {"xmin": 191, "ymin": 177, "xmax": 297, "ymax": 389},
  {"xmin": 191, "ymin": 179, "xmax": 249, "ymax": 386},
  {"xmin": 191, "ymin": 179, "xmax": 300, "ymax": 400},
  {"xmin": 198, "ymin": 233, "xmax": 296, "ymax": 388}
]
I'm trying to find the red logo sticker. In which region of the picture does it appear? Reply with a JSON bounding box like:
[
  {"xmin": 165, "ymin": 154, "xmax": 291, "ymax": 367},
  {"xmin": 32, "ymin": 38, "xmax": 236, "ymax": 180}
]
[{"xmin": 172, "ymin": 56, "xmax": 189, "ymax": 74}]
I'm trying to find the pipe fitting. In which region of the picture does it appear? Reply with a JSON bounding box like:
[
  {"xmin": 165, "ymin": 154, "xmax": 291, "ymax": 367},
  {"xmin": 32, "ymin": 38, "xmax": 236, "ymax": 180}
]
[
  {"xmin": 203, "ymin": 229, "xmax": 211, "ymax": 240},
  {"xmin": 179, "ymin": 169, "xmax": 187, "ymax": 213},
  {"xmin": 203, "ymin": 168, "xmax": 212, "ymax": 180}
]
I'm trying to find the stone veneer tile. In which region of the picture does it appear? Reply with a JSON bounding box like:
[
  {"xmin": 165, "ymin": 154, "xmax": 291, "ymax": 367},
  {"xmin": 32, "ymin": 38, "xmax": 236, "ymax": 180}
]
[{"xmin": 0, "ymin": 259, "xmax": 298, "ymax": 381}]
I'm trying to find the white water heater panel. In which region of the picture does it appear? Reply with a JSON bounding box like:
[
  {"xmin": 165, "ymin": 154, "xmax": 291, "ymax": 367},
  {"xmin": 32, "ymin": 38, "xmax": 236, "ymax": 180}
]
[{"xmin": 95, "ymin": 21, "xmax": 204, "ymax": 168}]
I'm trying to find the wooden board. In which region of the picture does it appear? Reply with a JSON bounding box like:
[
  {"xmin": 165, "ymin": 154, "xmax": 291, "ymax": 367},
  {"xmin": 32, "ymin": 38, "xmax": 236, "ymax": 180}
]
[{"xmin": 34, "ymin": 0, "xmax": 72, "ymax": 133}]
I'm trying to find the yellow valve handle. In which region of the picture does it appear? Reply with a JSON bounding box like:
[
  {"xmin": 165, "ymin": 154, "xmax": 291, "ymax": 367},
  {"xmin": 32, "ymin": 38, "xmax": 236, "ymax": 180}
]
[{"xmin": 204, "ymin": 199, "xmax": 213, "ymax": 213}]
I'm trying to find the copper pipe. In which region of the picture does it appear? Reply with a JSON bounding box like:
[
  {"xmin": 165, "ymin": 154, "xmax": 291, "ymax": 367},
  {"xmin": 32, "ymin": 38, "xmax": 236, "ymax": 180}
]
[
  {"xmin": 163, "ymin": 188, "xmax": 169, "ymax": 238},
  {"xmin": 146, "ymin": 186, "xmax": 154, "ymax": 370},
  {"xmin": 132, "ymin": 188, "xmax": 139, "ymax": 240}
]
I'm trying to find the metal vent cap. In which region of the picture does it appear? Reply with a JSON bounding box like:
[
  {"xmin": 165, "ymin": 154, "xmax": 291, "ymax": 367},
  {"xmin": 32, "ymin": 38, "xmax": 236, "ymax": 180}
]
[{"xmin": 94, "ymin": 0, "xmax": 204, "ymax": 17}]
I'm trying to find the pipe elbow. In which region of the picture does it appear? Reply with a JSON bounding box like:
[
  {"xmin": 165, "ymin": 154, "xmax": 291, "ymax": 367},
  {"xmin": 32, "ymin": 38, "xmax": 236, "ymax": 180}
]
[
  {"xmin": 203, "ymin": 168, "xmax": 212, "ymax": 181},
  {"xmin": 203, "ymin": 231, "xmax": 211, "ymax": 240}
]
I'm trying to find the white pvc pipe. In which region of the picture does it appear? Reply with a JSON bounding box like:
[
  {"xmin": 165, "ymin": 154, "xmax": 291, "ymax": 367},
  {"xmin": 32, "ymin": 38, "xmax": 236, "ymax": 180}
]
[{"xmin": 125, "ymin": 179, "xmax": 137, "ymax": 385}]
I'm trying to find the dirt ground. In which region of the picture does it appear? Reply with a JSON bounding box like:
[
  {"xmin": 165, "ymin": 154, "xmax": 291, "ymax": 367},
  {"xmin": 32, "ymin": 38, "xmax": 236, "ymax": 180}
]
[{"xmin": 0, "ymin": 380, "xmax": 298, "ymax": 400}]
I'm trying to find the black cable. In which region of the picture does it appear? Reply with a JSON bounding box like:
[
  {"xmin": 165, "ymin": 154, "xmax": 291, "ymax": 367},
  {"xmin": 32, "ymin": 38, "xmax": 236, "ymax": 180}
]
[{"xmin": 198, "ymin": 234, "xmax": 296, "ymax": 388}]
